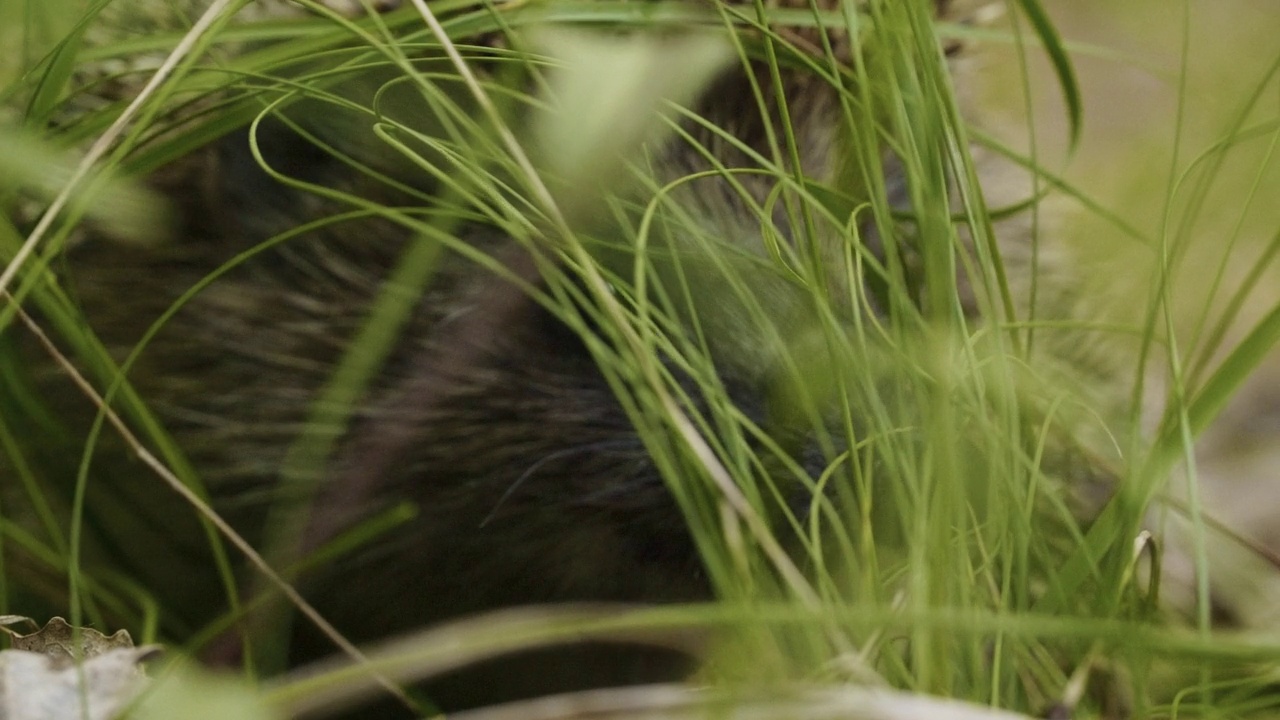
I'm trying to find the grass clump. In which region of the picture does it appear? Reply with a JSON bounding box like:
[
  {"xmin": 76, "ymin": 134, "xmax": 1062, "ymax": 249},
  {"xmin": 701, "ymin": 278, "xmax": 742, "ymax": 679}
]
[{"xmin": 1, "ymin": 0, "xmax": 1279, "ymax": 717}]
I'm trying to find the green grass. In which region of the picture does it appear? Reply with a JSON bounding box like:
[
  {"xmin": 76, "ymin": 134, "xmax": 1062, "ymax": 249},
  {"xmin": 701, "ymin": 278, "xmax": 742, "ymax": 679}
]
[{"xmin": 2, "ymin": 0, "xmax": 1280, "ymax": 717}]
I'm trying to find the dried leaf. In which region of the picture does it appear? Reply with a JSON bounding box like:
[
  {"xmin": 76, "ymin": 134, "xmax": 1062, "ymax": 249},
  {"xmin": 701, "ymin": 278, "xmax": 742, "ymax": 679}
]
[
  {"xmin": 0, "ymin": 617, "xmax": 159, "ymax": 720},
  {"xmin": 3, "ymin": 617, "xmax": 137, "ymax": 667}
]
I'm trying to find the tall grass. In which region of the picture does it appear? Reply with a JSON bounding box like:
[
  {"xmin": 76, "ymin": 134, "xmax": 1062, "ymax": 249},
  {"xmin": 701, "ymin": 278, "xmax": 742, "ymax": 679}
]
[{"xmin": 1, "ymin": 0, "xmax": 1279, "ymax": 717}]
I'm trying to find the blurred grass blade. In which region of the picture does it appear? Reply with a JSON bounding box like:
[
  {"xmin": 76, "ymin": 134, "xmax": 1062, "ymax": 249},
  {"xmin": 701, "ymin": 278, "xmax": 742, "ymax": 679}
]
[
  {"xmin": 0, "ymin": 0, "xmax": 81, "ymax": 93},
  {"xmin": 530, "ymin": 25, "xmax": 733, "ymax": 226},
  {"xmin": 1012, "ymin": 0, "xmax": 1081, "ymax": 151},
  {"xmin": 1172, "ymin": 299, "xmax": 1280, "ymax": 453},
  {"xmin": 21, "ymin": 0, "xmax": 115, "ymax": 124},
  {"xmin": 0, "ymin": 126, "xmax": 166, "ymax": 244}
]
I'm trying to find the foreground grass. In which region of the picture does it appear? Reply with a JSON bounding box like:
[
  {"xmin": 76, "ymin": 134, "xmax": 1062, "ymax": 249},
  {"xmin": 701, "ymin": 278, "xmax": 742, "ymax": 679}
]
[{"xmin": 0, "ymin": 0, "xmax": 1278, "ymax": 717}]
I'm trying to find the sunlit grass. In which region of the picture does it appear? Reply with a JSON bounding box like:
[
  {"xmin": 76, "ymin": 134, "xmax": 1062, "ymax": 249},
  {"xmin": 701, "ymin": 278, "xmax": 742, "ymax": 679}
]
[{"xmin": 2, "ymin": 0, "xmax": 1280, "ymax": 717}]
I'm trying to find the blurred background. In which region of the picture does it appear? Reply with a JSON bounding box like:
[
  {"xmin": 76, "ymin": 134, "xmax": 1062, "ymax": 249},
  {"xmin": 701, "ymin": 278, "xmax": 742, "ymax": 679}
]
[{"xmin": 964, "ymin": 0, "xmax": 1280, "ymax": 628}]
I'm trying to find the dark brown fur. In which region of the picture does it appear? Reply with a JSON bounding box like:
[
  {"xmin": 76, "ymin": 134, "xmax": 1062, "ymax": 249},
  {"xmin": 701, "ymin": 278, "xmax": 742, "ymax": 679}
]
[{"xmin": 18, "ymin": 32, "xmax": 858, "ymax": 714}]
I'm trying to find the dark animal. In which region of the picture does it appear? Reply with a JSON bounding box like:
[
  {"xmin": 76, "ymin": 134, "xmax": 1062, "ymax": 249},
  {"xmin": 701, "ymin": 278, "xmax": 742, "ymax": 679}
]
[{"xmin": 6, "ymin": 1, "xmax": 1098, "ymax": 716}]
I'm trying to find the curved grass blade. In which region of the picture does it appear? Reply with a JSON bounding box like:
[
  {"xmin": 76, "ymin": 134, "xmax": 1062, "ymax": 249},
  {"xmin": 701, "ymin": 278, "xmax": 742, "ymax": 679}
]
[{"xmin": 1011, "ymin": 0, "xmax": 1081, "ymax": 151}]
